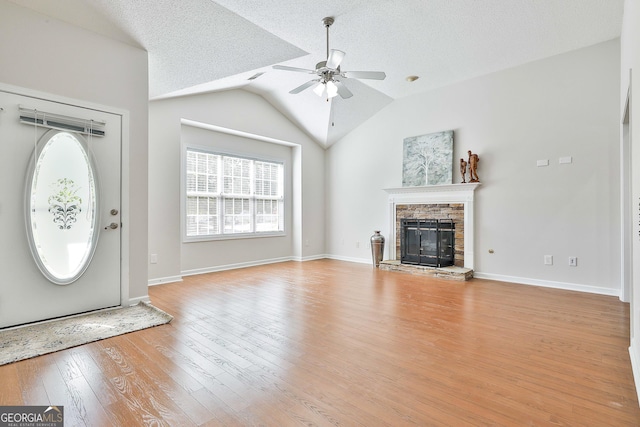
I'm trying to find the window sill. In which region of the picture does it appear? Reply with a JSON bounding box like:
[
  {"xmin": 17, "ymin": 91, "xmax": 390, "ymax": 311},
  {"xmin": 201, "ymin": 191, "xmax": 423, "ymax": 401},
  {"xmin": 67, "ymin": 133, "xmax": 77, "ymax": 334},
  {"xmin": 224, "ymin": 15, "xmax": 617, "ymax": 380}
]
[{"xmin": 183, "ymin": 231, "xmax": 286, "ymax": 243}]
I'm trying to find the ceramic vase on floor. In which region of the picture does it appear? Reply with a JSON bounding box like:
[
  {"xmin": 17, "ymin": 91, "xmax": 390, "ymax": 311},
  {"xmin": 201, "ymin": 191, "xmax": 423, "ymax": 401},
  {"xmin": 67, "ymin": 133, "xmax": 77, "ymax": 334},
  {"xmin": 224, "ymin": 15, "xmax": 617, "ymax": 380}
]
[{"xmin": 370, "ymin": 231, "xmax": 385, "ymax": 267}]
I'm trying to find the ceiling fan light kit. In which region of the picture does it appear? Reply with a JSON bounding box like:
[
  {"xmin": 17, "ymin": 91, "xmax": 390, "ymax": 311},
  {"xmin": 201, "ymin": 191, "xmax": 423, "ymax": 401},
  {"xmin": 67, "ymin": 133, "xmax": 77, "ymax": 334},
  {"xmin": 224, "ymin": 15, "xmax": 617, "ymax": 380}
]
[
  {"xmin": 273, "ymin": 16, "xmax": 386, "ymax": 100},
  {"xmin": 313, "ymin": 80, "xmax": 339, "ymax": 99}
]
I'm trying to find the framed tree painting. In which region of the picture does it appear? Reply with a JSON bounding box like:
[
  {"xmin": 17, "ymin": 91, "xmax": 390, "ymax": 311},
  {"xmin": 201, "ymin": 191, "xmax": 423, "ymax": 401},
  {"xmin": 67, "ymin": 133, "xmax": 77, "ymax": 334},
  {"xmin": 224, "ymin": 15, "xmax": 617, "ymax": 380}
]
[{"xmin": 402, "ymin": 130, "xmax": 453, "ymax": 186}]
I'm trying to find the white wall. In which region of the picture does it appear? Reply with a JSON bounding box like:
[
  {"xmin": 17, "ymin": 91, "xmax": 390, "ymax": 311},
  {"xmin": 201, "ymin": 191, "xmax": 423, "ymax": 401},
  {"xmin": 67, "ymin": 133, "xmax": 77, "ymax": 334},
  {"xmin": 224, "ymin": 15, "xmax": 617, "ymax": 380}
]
[
  {"xmin": 148, "ymin": 90, "xmax": 325, "ymax": 283},
  {"xmin": 0, "ymin": 1, "xmax": 149, "ymax": 303},
  {"xmin": 327, "ymin": 39, "xmax": 621, "ymax": 295},
  {"xmin": 621, "ymin": 0, "xmax": 640, "ymax": 402}
]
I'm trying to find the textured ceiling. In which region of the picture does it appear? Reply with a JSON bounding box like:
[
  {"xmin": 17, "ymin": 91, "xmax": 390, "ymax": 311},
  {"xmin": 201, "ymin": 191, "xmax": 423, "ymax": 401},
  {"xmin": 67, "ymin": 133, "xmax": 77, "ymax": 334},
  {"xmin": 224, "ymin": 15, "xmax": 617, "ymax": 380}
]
[{"xmin": 8, "ymin": 0, "xmax": 625, "ymax": 147}]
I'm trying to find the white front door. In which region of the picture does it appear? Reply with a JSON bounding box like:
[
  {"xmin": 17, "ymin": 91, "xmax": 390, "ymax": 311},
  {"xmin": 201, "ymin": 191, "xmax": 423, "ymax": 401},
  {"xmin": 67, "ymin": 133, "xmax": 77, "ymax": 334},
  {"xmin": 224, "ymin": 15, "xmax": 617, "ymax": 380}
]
[{"xmin": 0, "ymin": 90, "xmax": 122, "ymax": 328}]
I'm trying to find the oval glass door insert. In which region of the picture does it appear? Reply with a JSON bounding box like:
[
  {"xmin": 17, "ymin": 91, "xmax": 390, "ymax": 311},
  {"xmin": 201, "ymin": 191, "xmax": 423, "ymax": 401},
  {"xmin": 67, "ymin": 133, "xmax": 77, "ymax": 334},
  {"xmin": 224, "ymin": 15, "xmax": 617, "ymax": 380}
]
[{"xmin": 26, "ymin": 130, "xmax": 99, "ymax": 285}]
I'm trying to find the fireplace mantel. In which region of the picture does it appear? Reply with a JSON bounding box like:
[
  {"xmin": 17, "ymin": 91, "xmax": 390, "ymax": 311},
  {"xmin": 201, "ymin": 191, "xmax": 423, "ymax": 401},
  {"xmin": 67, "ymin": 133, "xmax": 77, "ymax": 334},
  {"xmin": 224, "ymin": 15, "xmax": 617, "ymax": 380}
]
[
  {"xmin": 384, "ymin": 183, "xmax": 480, "ymax": 269},
  {"xmin": 384, "ymin": 182, "xmax": 480, "ymax": 199}
]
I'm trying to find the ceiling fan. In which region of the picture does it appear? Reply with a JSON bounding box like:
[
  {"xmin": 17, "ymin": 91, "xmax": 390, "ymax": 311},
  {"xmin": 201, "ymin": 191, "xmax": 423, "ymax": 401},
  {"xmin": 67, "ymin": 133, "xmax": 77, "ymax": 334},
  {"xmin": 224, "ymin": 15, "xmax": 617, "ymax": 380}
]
[{"xmin": 273, "ymin": 17, "xmax": 386, "ymax": 100}]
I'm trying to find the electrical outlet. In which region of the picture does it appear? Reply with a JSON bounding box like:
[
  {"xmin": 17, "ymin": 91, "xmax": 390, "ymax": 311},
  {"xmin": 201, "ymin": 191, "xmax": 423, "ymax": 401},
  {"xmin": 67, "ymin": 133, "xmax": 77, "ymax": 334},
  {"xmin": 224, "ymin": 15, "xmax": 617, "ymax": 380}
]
[
  {"xmin": 559, "ymin": 156, "xmax": 573, "ymax": 164},
  {"xmin": 544, "ymin": 255, "xmax": 553, "ymax": 265},
  {"xmin": 569, "ymin": 257, "xmax": 577, "ymax": 267},
  {"xmin": 150, "ymin": 254, "xmax": 158, "ymax": 264},
  {"xmin": 355, "ymin": 241, "xmax": 360, "ymax": 249}
]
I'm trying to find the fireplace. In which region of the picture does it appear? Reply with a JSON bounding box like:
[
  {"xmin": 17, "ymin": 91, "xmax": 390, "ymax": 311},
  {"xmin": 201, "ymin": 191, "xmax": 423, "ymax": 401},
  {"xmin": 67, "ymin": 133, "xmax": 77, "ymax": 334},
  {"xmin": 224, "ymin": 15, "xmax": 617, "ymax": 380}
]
[
  {"xmin": 401, "ymin": 219, "xmax": 455, "ymax": 267},
  {"xmin": 384, "ymin": 183, "xmax": 480, "ymax": 270},
  {"xmin": 396, "ymin": 203, "xmax": 464, "ymax": 267}
]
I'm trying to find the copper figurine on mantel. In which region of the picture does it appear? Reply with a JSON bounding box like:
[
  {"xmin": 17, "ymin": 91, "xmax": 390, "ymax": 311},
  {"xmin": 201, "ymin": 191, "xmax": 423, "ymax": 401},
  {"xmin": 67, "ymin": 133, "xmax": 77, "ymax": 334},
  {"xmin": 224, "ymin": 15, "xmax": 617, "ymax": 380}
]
[
  {"xmin": 466, "ymin": 150, "xmax": 480, "ymax": 183},
  {"xmin": 459, "ymin": 158, "xmax": 467, "ymax": 183}
]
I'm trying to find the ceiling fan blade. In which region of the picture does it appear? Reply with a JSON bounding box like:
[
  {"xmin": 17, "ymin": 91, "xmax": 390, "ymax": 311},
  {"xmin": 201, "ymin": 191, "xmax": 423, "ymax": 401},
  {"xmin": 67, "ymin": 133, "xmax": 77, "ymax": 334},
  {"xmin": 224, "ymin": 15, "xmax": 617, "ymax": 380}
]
[
  {"xmin": 273, "ymin": 65, "xmax": 316, "ymax": 74},
  {"xmin": 289, "ymin": 79, "xmax": 320, "ymax": 94},
  {"xmin": 334, "ymin": 81, "xmax": 353, "ymax": 99},
  {"xmin": 326, "ymin": 49, "xmax": 345, "ymax": 69},
  {"xmin": 342, "ymin": 71, "xmax": 386, "ymax": 80}
]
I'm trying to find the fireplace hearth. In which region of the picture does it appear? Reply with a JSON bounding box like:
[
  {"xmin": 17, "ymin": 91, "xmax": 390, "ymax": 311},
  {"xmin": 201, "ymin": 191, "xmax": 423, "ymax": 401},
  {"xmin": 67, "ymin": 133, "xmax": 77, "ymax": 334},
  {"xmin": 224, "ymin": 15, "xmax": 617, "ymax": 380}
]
[{"xmin": 401, "ymin": 219, "xmax": 455, "ymax": 268}]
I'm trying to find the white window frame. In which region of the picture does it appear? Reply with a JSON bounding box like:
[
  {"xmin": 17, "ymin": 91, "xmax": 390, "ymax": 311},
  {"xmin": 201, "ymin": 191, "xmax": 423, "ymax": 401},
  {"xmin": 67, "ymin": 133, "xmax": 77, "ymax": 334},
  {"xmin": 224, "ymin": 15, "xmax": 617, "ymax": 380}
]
[{"xmin": 182, "ymin": 146, "xmax": 285, "ymax": 242}]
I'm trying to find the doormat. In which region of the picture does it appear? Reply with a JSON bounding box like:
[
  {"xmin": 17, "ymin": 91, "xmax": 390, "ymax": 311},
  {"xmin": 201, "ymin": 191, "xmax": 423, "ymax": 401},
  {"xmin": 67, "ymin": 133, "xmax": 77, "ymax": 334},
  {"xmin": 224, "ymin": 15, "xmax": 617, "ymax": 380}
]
[{"xmin": 0, "ymin": 302, "xmax": 172, "ymax": 366}]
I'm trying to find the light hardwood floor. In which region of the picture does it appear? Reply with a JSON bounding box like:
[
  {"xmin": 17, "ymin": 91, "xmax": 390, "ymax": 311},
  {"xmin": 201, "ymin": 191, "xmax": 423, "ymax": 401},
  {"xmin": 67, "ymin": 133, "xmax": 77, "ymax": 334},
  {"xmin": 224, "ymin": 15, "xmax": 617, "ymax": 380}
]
[{"xmin": 1, "ymin": 259, "xmax": 639, "ymax": 426}]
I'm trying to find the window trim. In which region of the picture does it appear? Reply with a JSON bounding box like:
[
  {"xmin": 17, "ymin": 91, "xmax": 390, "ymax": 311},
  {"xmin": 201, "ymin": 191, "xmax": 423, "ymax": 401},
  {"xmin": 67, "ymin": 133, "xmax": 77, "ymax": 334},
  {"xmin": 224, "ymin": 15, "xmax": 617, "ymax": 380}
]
[{"xmin": 181, "ymin": 144, "xmax": 287, "ymax": 243}]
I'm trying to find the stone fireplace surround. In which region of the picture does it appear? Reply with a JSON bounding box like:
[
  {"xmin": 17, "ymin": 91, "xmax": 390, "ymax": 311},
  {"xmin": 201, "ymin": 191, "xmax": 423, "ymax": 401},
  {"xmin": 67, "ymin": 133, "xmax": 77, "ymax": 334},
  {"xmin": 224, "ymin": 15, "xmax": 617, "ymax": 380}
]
[
  {"xmin": 398, "ymin": 206, "xmax": 463, "ymax": 267},
  {"xmin": 383, "ymin": 183, "xmax": 480, "ymax": 271}
]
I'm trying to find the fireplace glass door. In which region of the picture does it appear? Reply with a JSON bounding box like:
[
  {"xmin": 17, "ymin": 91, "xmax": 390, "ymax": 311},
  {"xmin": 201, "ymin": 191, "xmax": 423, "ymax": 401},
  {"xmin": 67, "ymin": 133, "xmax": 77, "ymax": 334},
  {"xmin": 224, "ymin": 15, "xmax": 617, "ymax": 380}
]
[{"xmin": 401, "ymin": 219, "xmax": 455, "ymax": 267}]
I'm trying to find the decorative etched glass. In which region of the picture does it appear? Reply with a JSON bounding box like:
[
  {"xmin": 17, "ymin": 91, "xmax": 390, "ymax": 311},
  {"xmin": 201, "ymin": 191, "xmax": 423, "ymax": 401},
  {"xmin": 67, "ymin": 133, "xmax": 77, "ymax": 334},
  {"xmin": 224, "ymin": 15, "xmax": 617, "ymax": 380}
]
[
  {"xmin": 26, "ymin": 130, "xmax": 99, "ymax": 285},
  {"xmin": 48, "ymin": 178, "xmax": 83, "ymax": 230}
]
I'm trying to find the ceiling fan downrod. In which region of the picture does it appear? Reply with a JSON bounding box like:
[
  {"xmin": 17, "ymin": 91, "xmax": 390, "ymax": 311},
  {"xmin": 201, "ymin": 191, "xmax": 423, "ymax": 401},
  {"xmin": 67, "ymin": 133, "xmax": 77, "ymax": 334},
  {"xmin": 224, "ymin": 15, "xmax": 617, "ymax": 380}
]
[{"xmin": 322, "ymin": 17, "xmax": 334, "ymax": 61}]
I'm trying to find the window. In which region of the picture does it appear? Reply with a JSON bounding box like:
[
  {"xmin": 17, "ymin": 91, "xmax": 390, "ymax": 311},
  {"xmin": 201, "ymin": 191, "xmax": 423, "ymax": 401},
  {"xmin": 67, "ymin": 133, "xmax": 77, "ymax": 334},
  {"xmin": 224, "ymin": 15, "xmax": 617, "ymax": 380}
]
[{"xmin": 185, "ymin": 149, "xmax": 284, "ymax": 239}]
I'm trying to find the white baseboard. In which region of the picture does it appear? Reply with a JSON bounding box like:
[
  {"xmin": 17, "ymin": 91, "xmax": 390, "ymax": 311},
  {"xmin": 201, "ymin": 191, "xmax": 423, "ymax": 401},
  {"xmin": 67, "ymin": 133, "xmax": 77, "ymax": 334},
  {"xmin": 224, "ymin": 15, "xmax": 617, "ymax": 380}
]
[
  {"xmin": 297, "ymin": 254, "xmax": 329, "ymax": 262},
  {"xmin": 181, "ymin": 256, "xmax": 294, "ymax": 277},
  {"xmin": 125, "ymin": 295, "xmax": 151, "ymax": 306},
  {"xmin": 473, "ymin": 272, "xmax": 620, "ymax": 296},
  {"xmin": 630, "ymin": 341, "xmax": 640, "ymax": 405},
  {"xmin": 325, "ymin": 254, "xmax": 372, "ymax": 265},
  {"xmin": 148, "ymin": 256, "xmax": 329, "ymax": 284},
  {"xmin": 148, "ymin": 276, "xmax": 183, "ymax": 286}
]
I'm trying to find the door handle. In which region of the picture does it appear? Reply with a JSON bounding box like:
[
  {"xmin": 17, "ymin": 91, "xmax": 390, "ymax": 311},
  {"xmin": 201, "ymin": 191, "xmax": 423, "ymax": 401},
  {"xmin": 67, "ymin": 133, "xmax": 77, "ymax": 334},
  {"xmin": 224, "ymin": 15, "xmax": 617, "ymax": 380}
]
[{"xmin": 104, "ymin": 222, "xmax": 119, "ymax": 230}]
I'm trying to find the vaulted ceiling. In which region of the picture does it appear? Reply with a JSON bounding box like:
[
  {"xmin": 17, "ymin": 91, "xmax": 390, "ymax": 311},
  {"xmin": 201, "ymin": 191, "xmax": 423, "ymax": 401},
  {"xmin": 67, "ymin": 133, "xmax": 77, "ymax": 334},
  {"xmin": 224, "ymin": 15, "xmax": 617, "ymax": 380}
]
[{"xmin": 8, "ymin": 0, "xmax": 624, "ymax": 147}]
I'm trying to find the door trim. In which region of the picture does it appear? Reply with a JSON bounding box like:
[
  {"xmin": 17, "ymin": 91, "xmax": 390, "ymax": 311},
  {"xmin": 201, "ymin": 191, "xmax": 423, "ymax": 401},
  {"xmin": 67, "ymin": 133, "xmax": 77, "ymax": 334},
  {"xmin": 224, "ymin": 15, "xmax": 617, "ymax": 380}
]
[{"xmin": 0, "ymin": 82, "xmax": 132, "ymax": 307}]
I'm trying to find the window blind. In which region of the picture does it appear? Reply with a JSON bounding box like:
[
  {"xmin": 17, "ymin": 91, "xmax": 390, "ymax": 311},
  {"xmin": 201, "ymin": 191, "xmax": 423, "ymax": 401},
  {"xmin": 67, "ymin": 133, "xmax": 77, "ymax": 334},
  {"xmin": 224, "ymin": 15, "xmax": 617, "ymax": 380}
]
[{"xmin": 19, "ymin": 106, "xmax": 106, "ymax": 137}]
